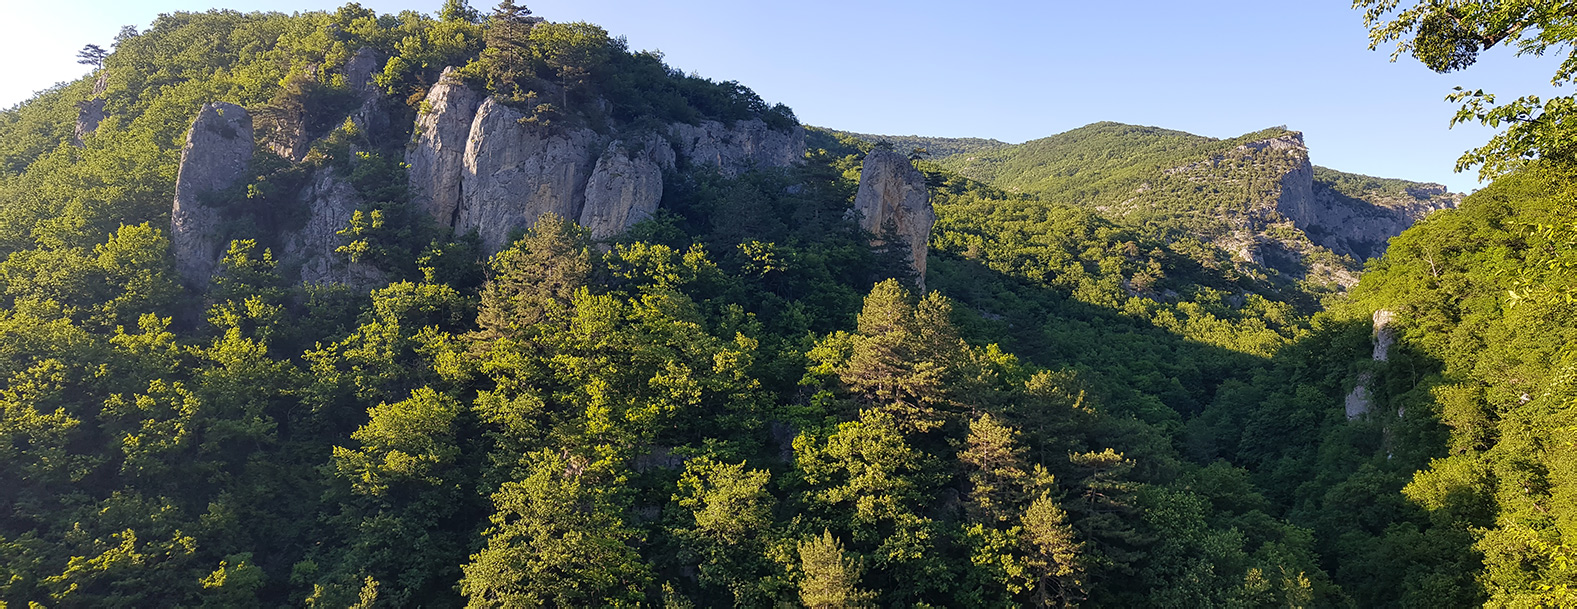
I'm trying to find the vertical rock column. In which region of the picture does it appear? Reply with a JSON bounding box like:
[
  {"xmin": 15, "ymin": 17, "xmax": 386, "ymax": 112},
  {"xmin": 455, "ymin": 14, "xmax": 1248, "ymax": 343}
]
[
  {"xmin": 1344, "ymin": 309, "xmax": 1396, "ymax": 420},
  {"xmin": 852, "ymin": 149, "xmax": 935, "ymax": 291},
  {"xmin": 457, "ymin": 98, "xmax": 600, "ymax": 252},
  {"xmin": 74, "ymin": 72, "xmax": 109, "ymax": 146},
  {"xmin": 407, "ymin": 67, "xmax": 482, "ymax": 228},
  {"xmin": 580, "ymin": 135, "xmax": 675, "ymax": 240},
  {"xmin": 171, "ymin": 102, "xmax": 253, "ymax": 287}
]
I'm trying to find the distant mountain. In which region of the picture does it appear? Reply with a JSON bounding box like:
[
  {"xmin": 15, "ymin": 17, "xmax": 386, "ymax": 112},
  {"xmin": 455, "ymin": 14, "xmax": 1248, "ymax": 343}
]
[{"xmin": 837, "ymin": 122, "xmax": 1460, "ymax": 287}]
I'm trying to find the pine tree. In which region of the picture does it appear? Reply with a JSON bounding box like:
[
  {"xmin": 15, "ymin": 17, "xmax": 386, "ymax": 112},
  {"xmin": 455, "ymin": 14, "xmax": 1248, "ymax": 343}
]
[
  {"xmin": 797, "ymin": 530, "xmax": 873, "ymax": 609},
  {"xmin": 474, "ymin": 213, "xmax": 594, "ymax": 340}
]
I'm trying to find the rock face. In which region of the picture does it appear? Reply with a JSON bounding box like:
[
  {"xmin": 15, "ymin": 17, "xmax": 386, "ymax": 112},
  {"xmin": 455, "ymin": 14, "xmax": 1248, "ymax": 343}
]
[
  {"xmin": 73, "ymin": 73, "xmax": 109, "ymax": 146},
  {"xmin": 1345, "ymin": 309, "xmax": 1397, "ymax": 420},
  {"xmin": 407, "ymin": 67, "xmax": 482, "ymax": 227},
  {"xmin": 580, "ymin": 136, "xmax": 675, "ymax": 240},
  {"xmin": 345, "ymin": 47, "xmax": 388, "ymax": 138},
  {"xmin": 853, "ymin": 149, "xmax": 935, "ymax": 290},
  {"xmin": 1266, "ymin": 133, "xmax": 1458, "ymax": 261},
  {"xmin": 458, "ymin": 99, "xmax": 602, "ymax": 252},
  {"xmin": 279, "ymin": 169, "xmax": 385, "ymax": 288},
  {"xmin": 669, "ymin": 119, "xmax": 804, "ymax": 177},
  {"xmin": 403, "ymin": 67, "xmax": 805, "ymax": 252},
  {"xmin": 171, "ymin": 102, "xmax": 254, "ymax": 287}
]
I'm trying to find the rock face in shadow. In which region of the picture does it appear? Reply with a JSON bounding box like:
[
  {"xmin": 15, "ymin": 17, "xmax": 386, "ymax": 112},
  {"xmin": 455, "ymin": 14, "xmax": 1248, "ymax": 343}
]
[
  {"xmin": 580, "ymin": 136, "xmax": 675, "ymax": 240},
  {"xmin": 171, "ymin": 102, "xmax": 253, "ymax": 287},
  {"xmin": 1265, "ymin": 133, "xmax": 1459, "ymax": 261},
  {"xmin": 345, "ymin": 47, "xmax": 388, "ymax": 138},
  {"xmin": 407, "ymin": 67, "xmax": 482, "ymax": 227},
  {"xmin": 852, "ymin": 149, "xmax": 935, "ymax": 290},
  {"xmin": 458, "ymin": 99, "xmax": 602, "ymax": 252},
  {"xmin": 73, "ymin": 73, "xmax": 110, "ymax": 146},
  {"xmin": 669, "ymin": 119, "xmax": 804, "ymax": 177},
  {"xmin": 280, "ymin": 168, "xmax": 385, "ymax": 288},
  {"xmin": 1345, "ymin": 309, "xmax": 1397, "ymax": 420}
]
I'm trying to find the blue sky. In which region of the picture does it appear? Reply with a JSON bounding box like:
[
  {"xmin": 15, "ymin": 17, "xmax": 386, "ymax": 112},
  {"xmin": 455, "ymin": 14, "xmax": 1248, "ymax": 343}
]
[{"xmin": 2, "ymin": 0, "xmax": 1564, "ymax": 193}]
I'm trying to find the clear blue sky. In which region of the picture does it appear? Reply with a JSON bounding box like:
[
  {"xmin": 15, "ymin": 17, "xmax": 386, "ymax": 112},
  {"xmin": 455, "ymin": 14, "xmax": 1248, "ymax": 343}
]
[{"xmin": 2, "ymin": 0, "xmax": 1564, "ymax": 193}]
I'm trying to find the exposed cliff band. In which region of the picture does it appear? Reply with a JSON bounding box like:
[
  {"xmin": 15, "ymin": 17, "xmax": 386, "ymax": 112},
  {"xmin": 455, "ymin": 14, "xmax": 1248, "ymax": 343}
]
[
  {"xmin": 171, "ymin": 102, "xmax": 254, "ymax": 287},
  {"xmin": 1263, "ymin": 133, "xmax": 1458, "ymax": 261},
  {"xmin": 853, "ymin": 149, "xmax": 935, "ymax": 291},
  {"xmin": 407, "ymin": 68, "xmax": 805, "ymax": 253}
]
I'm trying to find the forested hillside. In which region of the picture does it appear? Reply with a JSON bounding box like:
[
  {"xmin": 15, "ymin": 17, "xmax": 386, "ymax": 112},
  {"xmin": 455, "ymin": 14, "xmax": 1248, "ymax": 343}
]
[
  {"xmin": 0, "ymin": 0, "xmax": 1571, "ymax": 607},
  {"xmin": 888, "ymin": 122, "xmax": 1460, "ymax": 289}
]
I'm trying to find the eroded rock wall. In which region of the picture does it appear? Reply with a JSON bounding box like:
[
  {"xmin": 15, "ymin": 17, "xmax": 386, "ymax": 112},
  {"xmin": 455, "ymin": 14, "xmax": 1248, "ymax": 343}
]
[
  {"xmin": 171, "ymin": 102, "xmax": 254, "ymax": 287},
  {"xmin": 670, "ymin": 119, "xmax": 804, "ymax": 177},
  {"xmin": 404, "ymin": 68, "xmax": 804, "ymax": 251},
  {"xmin": 853, "ymin": 149, "xmax": 935, "ymax": 290},
  {"xmin": 580, "ymin": 136, "xmax": 674, "ymax": 240},
  {"xmin": 407, "ymin": 67, "xmax": 483, "ymax": 227},
  {"xmin": 458, "ymin": 99, "xmax": 602, "ymax": 252},
  {"xmin": 280, "ymin": 168, "xmax": 385, "ymax": 288}
]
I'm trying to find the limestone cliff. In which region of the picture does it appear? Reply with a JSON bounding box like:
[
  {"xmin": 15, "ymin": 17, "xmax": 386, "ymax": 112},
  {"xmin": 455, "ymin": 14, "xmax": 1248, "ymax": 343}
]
[
  {"xmin": 1260, "ymin": 133, "xmax": 1458, "ymax": 262},
  {"xmin": 280, "ymin": 169, "xmax": 385, "ymax": 288},
  {"xmin": 407, "ymin": 67, "xmax": 481, "ymax": 226},
  {"xmin": 404, "ymin": 68, "xmax": 805, "ymax": 251},
  {"xmin": 580, "ymin": 136, "xmax": 675, "ymax": 240},
  {"xmin": 170, "ymin": 68, "xmax": 806, "ymax": 292},
  {"xmin": 73, "ymin": 73, "xmax": 109, "ymax": 146},
  {"xmin": 345, "ymin": 47, "xmax": 388, "ymax": 137},
  {"xmin": 406, "ymin": 66, "xmax": 479, "ymax": 227},
  {"xmin": 853, "ymin": 149, "xmax": 935, "ymax": 290},
  {"xmin": 171, "ymin": 102, "xmax": 254, "ymax": 287},
  {"xmin": 458, "ymin": 98, "xmax": 602, "ymax": 252},
  {"xmin": 1345, "ymin": 309, "xmax": 1397, "ymax": 420},
  {"xmin": 670, "ymin": 119, "xmax": 804, "ymax": 177}
]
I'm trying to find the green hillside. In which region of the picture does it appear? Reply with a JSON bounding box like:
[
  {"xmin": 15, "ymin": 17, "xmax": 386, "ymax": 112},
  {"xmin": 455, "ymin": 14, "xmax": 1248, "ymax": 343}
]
[{"xmin": 0, "ymin": 0, "xmax": 1570, "ymax": 607}]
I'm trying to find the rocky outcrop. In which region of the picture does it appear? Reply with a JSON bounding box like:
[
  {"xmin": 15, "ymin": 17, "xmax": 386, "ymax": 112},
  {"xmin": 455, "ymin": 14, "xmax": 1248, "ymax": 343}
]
[
  {"xmin": 279, "ymin": 169, "xmax": 385, "ymax": 288},
  {"xmin": 407, "ymin": 67, "xmax": 483, "ymax": 227},
  {"xmin": 669, "ymin": 119, "xmax": 803, "ymax": 177},
  {"xmin": 1345, "ymin": 309, "xmax": 1396, "ymax": 420},
  {"xmin": 1261, "ymin": 133, "xmax": 1458, "ymax": 261},
  {"xmin": 398, "ymin": 68, "xmax": 804, "ymax": 251},
  {"xmin": 1300, "ymin": 182, "xmax": 1459, "ymax": 260},
  {"xmin": 73, "ymin": 73, "xmax": 109, "ymax": 146},
  {"xmin": 580, "ymin": 136, "xmax": 674, "ymax": 239},
  {"xmin": 458, "ymin": 99, "xmax": 602, "ymax": 252},
  {"xmin": 171, "ymin": 102, "xmax": 253, "ymax": 287},
  {"xmin": 853, "ymin": 149, "xmax": 934, "ymax": 290},
  {"xmin": 345, "ymin": 47, "xmax": 388, "ymax": 138}
]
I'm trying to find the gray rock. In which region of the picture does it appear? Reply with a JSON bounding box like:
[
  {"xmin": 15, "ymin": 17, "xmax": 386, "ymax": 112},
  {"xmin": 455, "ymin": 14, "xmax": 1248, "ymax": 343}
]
[
  {"xmin": 72, "ymin": 73, "xmax": 109, "ymax": 146},
  {"xmin": 345, "ymin": 47, "xmax": 388, "ymax": 137},
  {"xmin": 669, "ymin": 119, "xmax": 803, "ymax": 177},
  {"xmin": 1346, "ymin": 309, "xmax": 1399, "ymax": 420},
  {"xmin": 458, "ymin": 98, "xmax": 601, "ymax": 252},
  {"xmin": 1266, "ymin": 133, "xmax": 1458, "ymax": 261},
  {"xmin": 280, "ymin": 168, "xmax": 385, "ymax": 289},
  {"xmin": 407, "ymin": 67, "xmax": 482, "ymax": 227},
  {"xmin": 171, "ymin": 102, "xmax": 253, "ymax": 287},
  {"xmin": 74, "ymin": 99, "xmax": 105, "ymax": 146},
  {"xmin": 1372, "ymin": 309, "xmax": 1395, "ymax": 362},
  {"xmin": 853, "ymin": 149, "xmax": 934, "ymax": 290},
  {"xmin": 580, "ymin": 136, "xmax": 673, "ymax": 240}
]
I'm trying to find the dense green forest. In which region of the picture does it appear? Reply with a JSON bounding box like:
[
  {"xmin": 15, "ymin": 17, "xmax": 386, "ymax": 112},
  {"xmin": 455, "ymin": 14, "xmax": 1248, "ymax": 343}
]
[{"xmin": 0, "ymin": 0, "xmax": 1574, "ymax": 607}]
